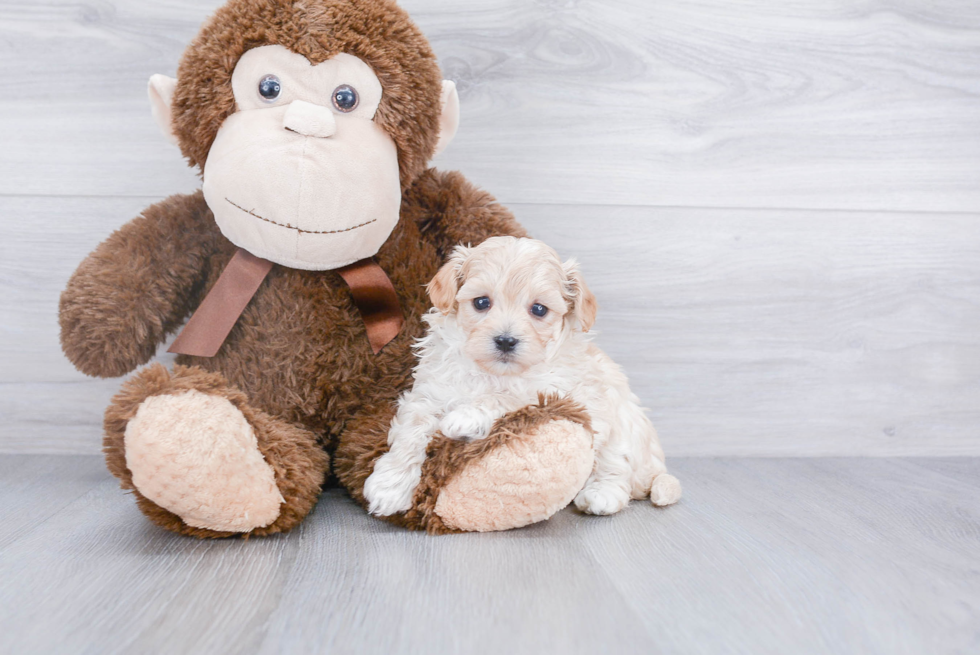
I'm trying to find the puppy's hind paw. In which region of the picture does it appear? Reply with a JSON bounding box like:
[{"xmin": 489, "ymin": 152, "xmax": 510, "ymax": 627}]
[
  {"xmin": 574, "ymin": 484, "xmax": 630, "ymax": 516},
  {"xmin": 650, "ymin": 473, "xmax": 682, "ymax": 506}
]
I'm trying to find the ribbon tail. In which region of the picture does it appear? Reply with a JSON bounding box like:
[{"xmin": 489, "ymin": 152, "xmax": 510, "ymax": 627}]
[
  {"xmin": 168, "ymin": 248, "xmax": 274, "ymax": 357},
  {"xmin": 337, "ymin": 258, "xmax": 405, "ymax": 354}
]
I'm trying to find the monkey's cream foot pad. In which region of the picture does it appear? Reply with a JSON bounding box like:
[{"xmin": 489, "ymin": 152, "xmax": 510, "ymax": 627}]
[
  {"xmin": 435, "ymin": 419, "xmax": 594, "ymax": 532},
  {"xmin": 124, "ymin": 390, "xmax": 284, "ymax": 532}
]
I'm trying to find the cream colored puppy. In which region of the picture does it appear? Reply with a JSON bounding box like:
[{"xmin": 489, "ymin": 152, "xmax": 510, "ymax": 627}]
[{"xmin": 364, "ymin": 236, "xmax": 681, "ymax": 518}]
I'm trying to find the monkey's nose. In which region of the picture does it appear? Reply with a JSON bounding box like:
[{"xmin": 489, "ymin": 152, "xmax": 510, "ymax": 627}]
[
  {"xmin": 493, "ymin": 334, "xmax": 519, "ymax": 353},
  {"xmin": 283, "ymin": 100, "xmax": 336, "ymax": 138}
]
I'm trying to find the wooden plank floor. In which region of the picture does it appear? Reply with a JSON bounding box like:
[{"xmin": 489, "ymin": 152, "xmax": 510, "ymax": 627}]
[{"xmin": 1, "ymin": 455, "xmax": 977, "ymax": 655}]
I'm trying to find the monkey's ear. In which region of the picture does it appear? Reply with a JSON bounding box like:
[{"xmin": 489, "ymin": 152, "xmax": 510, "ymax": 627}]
[
  {"xmin": 432, "ymin": 80, "xmax": 460, "ymax": 157},
  {"xmin": 148, "ymin": 74, "xmax": 179, "ymax": 146},
  {"xmin": 426, "ymin": 245, "xmax": 470, "ymax": 314}
]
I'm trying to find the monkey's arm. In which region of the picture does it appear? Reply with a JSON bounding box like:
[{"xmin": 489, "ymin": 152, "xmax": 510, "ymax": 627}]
[
  {"xmin": 409, "ymin": 169, "xmax": 527, "ymax": 256},
  {"xmin": 59, "ymin": 191, "xmax": 223, "ymax": 378}
]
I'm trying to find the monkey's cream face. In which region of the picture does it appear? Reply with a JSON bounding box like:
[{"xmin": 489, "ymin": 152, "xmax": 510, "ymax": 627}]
[{"xmin": 202, "ymin": 45, "xmax": 401, "ymax": 270}]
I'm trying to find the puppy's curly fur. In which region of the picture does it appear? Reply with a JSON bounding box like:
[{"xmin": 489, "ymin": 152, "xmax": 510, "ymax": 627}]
[{"xmin": 364, "ymin": 237, "xmax": 682, "ymax": 519}]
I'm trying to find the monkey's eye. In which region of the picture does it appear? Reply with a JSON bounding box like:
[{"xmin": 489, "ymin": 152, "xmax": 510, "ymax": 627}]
[
  {"xmin": 332, "ymin": 85, "xmax": 359, "ymax": 112},
  {"xmin": 530, "ymin": 303, "xmax": 549, "ymax": 317},
  {"xmin": 473, "ymin": 297, "xmax": 491, "ymax": 311},
  {"xmin": 258, "ymin": 74, "xmax": 282, "ymax": 102}
]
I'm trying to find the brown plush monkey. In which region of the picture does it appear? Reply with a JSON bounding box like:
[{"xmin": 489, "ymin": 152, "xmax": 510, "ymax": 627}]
[{"xmin": 60, "ymin": 0, "xmax": 594, "ymax": 537}]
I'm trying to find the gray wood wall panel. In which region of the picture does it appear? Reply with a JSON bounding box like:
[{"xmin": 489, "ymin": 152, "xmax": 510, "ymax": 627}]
[
  {"xmin": 1, "ymin": 0, "xmax": 978, "ymax": 210},
  {"xmin": 1, "ymin": 0, "xmax": 978, "ymax": 456},
  {"xmin": 3, "ymin": 195, "xmax": 978, "ymax": 456}
]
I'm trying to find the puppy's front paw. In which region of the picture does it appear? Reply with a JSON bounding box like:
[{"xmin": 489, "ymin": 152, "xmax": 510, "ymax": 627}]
[
  {"xmin": 439, "ymin": 406, "xmax": 493, "ymax": 440},
  {"xmin": 364, "ymin": 455, "xmax": 421, "ymax": 517},
  {"xmin": 574, "ymin": 483, "xmax": 631, "ymax": 516}
]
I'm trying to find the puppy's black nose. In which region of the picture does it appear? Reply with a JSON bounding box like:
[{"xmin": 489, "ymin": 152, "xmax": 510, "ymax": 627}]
[{"xmin": 494, "ymin": 334, "xmax": 519, "ymax": 353}]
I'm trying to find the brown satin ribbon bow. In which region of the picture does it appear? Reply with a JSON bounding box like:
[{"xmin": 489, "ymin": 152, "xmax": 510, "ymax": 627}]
[{"xmin": 168, "ymin": 248, "xmax": 404, "ymax": 358}]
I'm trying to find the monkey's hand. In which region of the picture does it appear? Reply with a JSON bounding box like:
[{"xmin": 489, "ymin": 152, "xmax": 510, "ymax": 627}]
[{"xmin": 59, "ymin": 191, "xmax": 220, "ymax": 378}]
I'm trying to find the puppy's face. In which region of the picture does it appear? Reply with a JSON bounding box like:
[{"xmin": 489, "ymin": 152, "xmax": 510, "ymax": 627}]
[{"xmin": 427, "ymin": 237, "xmax": 597, "ymax": 376}]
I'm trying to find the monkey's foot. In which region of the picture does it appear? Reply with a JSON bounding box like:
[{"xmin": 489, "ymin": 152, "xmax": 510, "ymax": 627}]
[
  {"xmin": 336, "ymin": 394, "xmax": 595, "ymax": 533},
  {"xmin": 104, "ymin": 364, "xmax": 328, "ymax": 538},
  {"xmin": 431, "ymin": 412, "xmax": 594, "ymax": 532},
  {"xmin": 125, "ymin": 389, "xmax": 283, "ymax": 532}
]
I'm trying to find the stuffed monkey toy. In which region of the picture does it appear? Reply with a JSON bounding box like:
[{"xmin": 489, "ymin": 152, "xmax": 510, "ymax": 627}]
[{"xmin": 59, "ymin": 0, "xmax": 594, "ymax": 537}]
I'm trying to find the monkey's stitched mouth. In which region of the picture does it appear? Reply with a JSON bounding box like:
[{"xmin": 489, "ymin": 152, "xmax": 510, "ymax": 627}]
[{"xmin": 224, "ymin": 198, "xmax": 377, "ymax": 235}]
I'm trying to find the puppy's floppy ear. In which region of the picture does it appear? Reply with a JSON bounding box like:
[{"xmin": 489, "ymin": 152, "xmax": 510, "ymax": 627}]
[
  {"xmin": 563, "ymin": 258, "xmax": 598, "ymax": 332},
  {"xmin": 427, "ymin": 245, "xmax": 470, "ymax": 314}
]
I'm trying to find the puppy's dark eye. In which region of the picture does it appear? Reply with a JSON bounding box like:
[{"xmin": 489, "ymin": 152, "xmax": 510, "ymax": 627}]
[
  {"xmin": 332, "ymin": 84, "xmax": 359, "ymax": 112},
  {"xmin": 530, "ymin": 303, "xmax": 549, "ymax": 317},
  {"xmin": 258, "ymin": 74, "xmax": 282, "ymax": 102},
  {"xmin": 473, "ymin": 297, "xmax": 491, "ymax": 311}
]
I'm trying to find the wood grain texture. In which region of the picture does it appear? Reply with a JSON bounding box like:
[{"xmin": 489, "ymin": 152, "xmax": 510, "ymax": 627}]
[
  {"xmin": 0, "ymin": 0, "xmax": 978, "ymax": 210},
  {"xmin": 4, "ymin": 195, "xmax": 977, "ymax": 456},
  {"xmin": 525, "ymin": 203, "xmax": 980, "ymax": 457},
  {"xmin": 2, "ymin": 1, "xmax": 978, "ymax": 455},
  {"xmin": 0, "ymin": 455, "xmax": 977, "ymax": 654}
]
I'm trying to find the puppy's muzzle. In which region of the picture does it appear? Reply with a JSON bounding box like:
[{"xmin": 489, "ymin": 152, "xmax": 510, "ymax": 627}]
[{"xmin": 493, "ymin": 334, "xmax": 519, "ymax": 353}]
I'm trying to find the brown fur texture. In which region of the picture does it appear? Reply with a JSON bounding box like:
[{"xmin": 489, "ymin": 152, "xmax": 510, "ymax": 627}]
[
  {"xmin": 104, "ymin": 363, "xmax": 329, "ymax": 538},
  {"xmin": 59, "ymin": 192, "xmax": 220, "ymax": 379},
  {"xmin": 60, "ymin": 0, "xmax": 586, "ymax": 538},
  {"xmin": 172, "ymin": 0, "xmax": 443, "ymax": 189},
  {"xmin": 65, "ymin": 169, "xmax": 531, "ymax": 536},
  {"xmin": 334, "ymin": 394, "xmax": 592, "ymax": 534}
]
